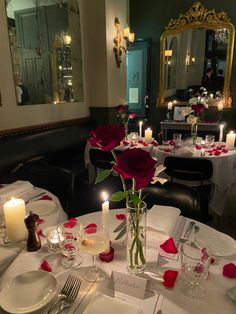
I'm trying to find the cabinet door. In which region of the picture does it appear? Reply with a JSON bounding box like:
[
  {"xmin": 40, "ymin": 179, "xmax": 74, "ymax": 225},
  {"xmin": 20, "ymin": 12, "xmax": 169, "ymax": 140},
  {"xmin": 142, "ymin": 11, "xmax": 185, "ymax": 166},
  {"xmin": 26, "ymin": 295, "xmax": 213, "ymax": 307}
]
[{"xmin": 15, "ymin": 6, "xmax": 52, "ymax": 104}]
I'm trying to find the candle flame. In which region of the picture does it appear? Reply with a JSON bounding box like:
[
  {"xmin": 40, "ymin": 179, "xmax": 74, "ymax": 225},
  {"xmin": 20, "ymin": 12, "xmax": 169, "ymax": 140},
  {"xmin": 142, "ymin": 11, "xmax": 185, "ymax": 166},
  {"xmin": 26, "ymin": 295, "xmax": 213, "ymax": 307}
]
[
  {"xmin": 139, "ymin": 121, "xmax": 143, "ymax": 126},
  {"xmin": 101, "ymin": 191, "xmax": 108, "ymax": 202}
]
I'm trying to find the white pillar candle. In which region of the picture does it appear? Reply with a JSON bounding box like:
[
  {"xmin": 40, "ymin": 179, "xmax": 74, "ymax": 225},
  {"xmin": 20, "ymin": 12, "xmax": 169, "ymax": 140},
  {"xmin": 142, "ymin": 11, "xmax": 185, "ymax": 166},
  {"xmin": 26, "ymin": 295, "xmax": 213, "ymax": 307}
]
[
  {"xmin": 219, "ymin": 124, "xmax": 224, "ymax": 144},
  {"xmin": 226, "ymin": 131, "xmax": 236, "ymax": 150},
  {"xmin": 167, "ymin": 101, "xmax": 173, "ymax": 110},
  {"xmin": 3, "ymin": 198, "xmax": 27, "ymax": 242},
  {"xmin": 218, "ymin": 102, "xmax": 223, "ymax": 111},
  {"xmin": 101, "ymin": 191, "xmax": 110, "ymax": 252},
  {"xmin": 145, "ymin": 128, "xmax": 153, "ymax": 143},
  {"xmin": 139, "ymin": 121, "xmax": 143, "ymax": 138}
]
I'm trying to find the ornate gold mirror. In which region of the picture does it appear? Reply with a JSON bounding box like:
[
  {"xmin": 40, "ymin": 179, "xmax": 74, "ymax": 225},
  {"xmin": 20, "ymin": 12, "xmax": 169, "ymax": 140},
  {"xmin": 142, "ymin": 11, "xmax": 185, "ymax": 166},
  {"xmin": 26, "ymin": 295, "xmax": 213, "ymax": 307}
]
[{"xmin": 159, "ymin": 1, "xmax": 235, "ymax": 108}]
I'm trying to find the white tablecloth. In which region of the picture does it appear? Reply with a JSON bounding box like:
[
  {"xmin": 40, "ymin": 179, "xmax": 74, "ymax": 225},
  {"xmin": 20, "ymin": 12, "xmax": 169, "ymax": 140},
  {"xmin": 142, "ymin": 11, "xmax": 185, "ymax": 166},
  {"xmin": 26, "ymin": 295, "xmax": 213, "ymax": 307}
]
[
  {"xmin": 152, "ymin": 145, "xmax": 236, "ymax": 216},
  {"xmin": 0, "ymin": 208, "xmax": 235, "ymax": 314}
]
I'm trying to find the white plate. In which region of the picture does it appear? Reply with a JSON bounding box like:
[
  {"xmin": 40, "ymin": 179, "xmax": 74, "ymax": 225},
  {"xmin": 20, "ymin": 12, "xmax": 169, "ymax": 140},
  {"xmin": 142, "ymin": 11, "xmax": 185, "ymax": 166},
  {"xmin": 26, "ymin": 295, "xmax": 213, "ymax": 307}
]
[
  {"xmin": 26, "ymin": 200, "xmax": 57, "ymax": 216},
  {"xmin": 0, "ymin": 270, "xmax": 57, "ymax": 313},
  {"xmin": 194, "ymin": 228, "xmax": 236, "ymax": 257}
]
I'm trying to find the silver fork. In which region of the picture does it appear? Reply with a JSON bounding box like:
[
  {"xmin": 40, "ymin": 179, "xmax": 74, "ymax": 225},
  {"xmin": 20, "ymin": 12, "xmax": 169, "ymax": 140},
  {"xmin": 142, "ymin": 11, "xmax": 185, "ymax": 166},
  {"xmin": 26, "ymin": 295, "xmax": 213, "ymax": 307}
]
[
  {"xmin": 47, "ymin": 275, "xmax": 75, "ymax": 314},
  {"xmin": 55, "ymin": 277, "xmax": 82, "ymax": 313}
]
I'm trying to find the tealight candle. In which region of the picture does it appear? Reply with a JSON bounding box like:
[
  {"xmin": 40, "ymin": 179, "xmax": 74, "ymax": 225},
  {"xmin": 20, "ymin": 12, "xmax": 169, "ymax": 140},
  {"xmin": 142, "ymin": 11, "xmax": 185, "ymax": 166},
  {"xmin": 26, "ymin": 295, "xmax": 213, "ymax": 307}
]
[
  {"xmin": 45, "ymin": 227, "xmax": 62, "ymax": 253},
  {"xmin": 139, "ymin": 121, "xmax": 143, "ymax": 138},
  {"xmin": 145, "ymin": 128, "xmax": 153, "ymax": 143},
  {"xmin": 3, "ymin": 198, "xmax": 27, "ymax": 242},
  {"xmin": 226, "ymin": 131, "xmax": 236, "ymax": 150},
  {"xmin": 210, "ymin": 93, "xmax": 214, "ymax": 99},
  {"xmin": 219, "ymin": 124, "xmax": 224, "ymax": 144},
  {"xmin": 218, "ymin": 102, "xmax": 223, "ymax": 111},
  {"xmin": 167, "ymin": 102, "xmax": 173, "ymax": 110}
]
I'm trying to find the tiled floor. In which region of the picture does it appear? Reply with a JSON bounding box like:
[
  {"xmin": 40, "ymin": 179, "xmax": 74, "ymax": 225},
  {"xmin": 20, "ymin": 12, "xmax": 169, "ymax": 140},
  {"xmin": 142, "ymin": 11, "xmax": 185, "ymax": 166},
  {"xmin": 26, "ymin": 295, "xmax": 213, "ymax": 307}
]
[{"xmin": 209, "ymin": 195, "xmax": 236, "ymax": 240}]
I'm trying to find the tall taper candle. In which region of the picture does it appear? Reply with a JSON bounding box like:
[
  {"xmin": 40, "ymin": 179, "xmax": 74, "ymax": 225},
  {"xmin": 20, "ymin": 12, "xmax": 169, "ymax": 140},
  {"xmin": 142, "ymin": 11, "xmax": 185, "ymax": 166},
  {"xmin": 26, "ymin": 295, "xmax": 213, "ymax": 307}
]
[
  {"xmin": 139, "ymin": 121, "xmax": 143, "ymax": 138},
  {"xmin": 219, "ymin": 124, "xmax": 224, "ymax": 144}
]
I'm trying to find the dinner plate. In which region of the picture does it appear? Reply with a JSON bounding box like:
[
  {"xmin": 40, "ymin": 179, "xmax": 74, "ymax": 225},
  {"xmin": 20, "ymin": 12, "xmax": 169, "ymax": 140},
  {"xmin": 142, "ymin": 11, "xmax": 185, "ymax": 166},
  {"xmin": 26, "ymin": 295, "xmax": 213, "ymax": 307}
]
[
  {"xmin": 26, "ymin": 200, "xmax": 57, "ymax": 216},
  {"xmin": 0, "ymin": 270, "xmax": 57, "ymax": 313},
  {"xmin": 194, "ymin": 228, "xmax": 236, "ymax": 257}
]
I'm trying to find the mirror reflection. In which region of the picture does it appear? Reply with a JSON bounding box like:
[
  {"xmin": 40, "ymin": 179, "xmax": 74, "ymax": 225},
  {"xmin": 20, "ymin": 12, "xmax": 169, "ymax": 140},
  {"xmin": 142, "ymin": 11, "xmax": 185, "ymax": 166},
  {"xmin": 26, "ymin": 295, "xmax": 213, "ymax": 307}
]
[
  {"xmin": 6, "ymin": 0, "xmax": 83, "ymax": 105},
  {"xmin": 159, "ymin": 1, "xmax": 235, "ymax": 108}
]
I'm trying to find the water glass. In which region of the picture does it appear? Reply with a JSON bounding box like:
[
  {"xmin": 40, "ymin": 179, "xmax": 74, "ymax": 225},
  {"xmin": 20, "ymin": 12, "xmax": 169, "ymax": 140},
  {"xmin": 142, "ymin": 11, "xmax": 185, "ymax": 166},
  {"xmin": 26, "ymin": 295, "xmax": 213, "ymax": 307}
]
[
  {"xmin": 173, "ymin": 133, "xmax": 182, "ymax": 148},
  {"xmin": 180, "ymin": 242, "xmax": 212, "ymax": 298},
  {"xmin": 58, "ymin": 220, "xmax": 83, "ymax": 268},
  {"xmin": 205, "ymin": 135, "xmax": 215, "ymax": 147}
]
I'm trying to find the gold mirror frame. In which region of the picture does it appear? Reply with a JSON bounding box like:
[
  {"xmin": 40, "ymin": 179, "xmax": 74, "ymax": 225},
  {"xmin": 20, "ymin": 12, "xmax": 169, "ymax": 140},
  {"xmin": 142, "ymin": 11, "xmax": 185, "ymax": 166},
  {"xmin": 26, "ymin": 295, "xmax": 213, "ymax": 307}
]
[{"xmin": 159, "ymin": 1, "xmax": 235, "ymax": 107}]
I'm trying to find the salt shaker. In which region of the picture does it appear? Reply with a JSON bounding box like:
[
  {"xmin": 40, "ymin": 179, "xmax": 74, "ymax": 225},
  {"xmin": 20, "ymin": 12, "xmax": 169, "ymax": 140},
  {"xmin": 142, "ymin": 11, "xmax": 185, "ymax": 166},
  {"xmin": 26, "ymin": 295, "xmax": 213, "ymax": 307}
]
[{"xmin": 24, "ymin": 211, "xmax": 41, "ymax": 252}]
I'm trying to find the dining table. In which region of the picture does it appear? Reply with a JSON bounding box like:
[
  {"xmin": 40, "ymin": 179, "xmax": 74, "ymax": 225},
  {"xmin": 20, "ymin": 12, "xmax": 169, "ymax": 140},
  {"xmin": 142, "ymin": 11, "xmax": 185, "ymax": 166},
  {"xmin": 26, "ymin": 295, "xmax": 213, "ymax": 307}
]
[{"xmin": 0, "ymin": 206, "xmax": 235, "ymax": 314}]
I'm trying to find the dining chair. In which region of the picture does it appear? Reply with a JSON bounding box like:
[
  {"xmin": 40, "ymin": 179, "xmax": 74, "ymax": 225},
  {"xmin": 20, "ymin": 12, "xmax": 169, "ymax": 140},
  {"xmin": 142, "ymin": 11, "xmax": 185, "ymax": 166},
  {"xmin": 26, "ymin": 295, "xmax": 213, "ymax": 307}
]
[
  {"xmin": 163, "ymin": 156, "xmax": 213, "ymax": 223},
  {"xmin": 143, "ymin": 181, "xmax": 201, "ymax": 221}
]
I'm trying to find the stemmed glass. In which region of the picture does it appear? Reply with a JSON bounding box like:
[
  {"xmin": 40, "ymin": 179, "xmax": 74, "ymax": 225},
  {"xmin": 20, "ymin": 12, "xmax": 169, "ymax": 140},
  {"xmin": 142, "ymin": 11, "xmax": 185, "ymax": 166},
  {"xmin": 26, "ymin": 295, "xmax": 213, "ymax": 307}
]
[
  {"xmin": 205, "ymin": 135, "xmax": 215, "ymax": 148},
  {"xmin": 79, "ymin": 225, "xmax": 109, "ymax": 282},
  {"xmin": 57, "ymin": 220, "xmax": 83, "ymax": 269}
]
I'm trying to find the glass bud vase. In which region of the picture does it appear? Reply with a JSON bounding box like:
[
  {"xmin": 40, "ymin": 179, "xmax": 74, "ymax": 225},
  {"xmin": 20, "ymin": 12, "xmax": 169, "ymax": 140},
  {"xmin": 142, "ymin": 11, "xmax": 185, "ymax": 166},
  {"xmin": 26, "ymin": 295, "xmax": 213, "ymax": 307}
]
[
  {"xmin": 124, "ymin": 122, "xmax": 128, "ymax": 140},
  {"xmin": 126, "ymin": 201, "xmax": 147, "ymax": 275},
  {"xmin": 191, "ymin": 123, "xmax": 198, "ymax": 145}
]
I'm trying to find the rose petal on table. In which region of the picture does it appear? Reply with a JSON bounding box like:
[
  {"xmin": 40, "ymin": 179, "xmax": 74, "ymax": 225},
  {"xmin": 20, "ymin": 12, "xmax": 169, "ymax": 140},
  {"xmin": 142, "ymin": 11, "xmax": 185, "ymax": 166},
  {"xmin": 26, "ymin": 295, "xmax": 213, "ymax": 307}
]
[
  {"xmin": 222, "ymin": 148, "xmax": 228, "ymax": 153},
  {"xmin": 40, "ymin": 260, "xmax": 52, "ymax": 272},
  {"xmin": 223, "ymin": 263, "xmax": 236, "ymax": 278},
  {"xmin": 214, "ymin": 150, "xmax": 221, "ymax": 156},
  {"xmin": 163, "ymin": 270, "xmax": 178, "ymax": 288},
  {"xmin": 164, "ymin": 149, "xmax": 171, "ymax": 153},
  {"xmin": 99, "ymin": 246, "xmax": 115, "ymax": 262},
  {"xmin": 37, "ymin": 218, "xmax": 45, "ymax": 225},
  {"xmin": 85, "ymin": 223, "xmax": 97, "ymax": 233},
  {"xmin": 116, "ymin": 214, "xmax": 126, "ymax": 220},
  {"xmin": 40, "ymin": 195, "xmax": 53, "ymax": 201},
  {"xmin": 194, "ymin": 263, "xmax": 204, "ymax": 273},
  {"xmin": 151, "ymin": 140, "xmax": 158, "ymax": 147},
  {"xmin": 221, "ymin": 144, "xmax": 226, "ymax": 148},
  {"xmin": 195, "ymin": 144, "xmax": 202, "ymax": 150},
  {"xmin": 64, "ymin": 220, "xmax": 77, "ymax": 228},
  {"xmin": 160, "ymin": 237, "xmax": 178, "ymax": 254}
]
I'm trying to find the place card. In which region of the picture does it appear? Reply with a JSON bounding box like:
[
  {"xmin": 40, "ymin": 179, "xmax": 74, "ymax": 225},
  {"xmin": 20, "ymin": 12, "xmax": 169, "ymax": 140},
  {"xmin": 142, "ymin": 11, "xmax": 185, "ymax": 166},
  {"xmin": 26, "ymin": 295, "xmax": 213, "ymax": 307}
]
[{"xmin": 108, "ymin": 270, "xmax": 147, "ymax": 299}]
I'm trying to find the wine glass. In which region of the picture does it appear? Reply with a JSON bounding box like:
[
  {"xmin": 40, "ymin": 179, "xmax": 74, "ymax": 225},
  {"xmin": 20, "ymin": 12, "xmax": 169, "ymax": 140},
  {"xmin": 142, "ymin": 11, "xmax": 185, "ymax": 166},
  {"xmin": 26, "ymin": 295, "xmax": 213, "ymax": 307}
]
[
  {"xmin": 79, "ymin": 225, "xmax": 109, "ymax": 282},
  {"xmin": 58, "ymin": 220, "xmax": 83, "ymax": 269}
]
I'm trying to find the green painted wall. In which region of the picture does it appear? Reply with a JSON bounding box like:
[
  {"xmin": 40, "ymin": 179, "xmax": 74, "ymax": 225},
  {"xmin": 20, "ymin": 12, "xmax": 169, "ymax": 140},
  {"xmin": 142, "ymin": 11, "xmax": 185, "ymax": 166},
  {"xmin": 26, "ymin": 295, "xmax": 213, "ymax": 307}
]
[{"xmin": 130, "ymin": 0, "xmax": 236, "ymax": 137}]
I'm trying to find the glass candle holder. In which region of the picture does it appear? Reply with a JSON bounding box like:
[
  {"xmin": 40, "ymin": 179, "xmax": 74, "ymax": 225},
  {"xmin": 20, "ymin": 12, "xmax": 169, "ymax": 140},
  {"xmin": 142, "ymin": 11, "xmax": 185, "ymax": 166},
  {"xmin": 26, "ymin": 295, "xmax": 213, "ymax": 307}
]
[{"xmin": 45, "ymin": 226, "xmax": 62, "ymax": 253}]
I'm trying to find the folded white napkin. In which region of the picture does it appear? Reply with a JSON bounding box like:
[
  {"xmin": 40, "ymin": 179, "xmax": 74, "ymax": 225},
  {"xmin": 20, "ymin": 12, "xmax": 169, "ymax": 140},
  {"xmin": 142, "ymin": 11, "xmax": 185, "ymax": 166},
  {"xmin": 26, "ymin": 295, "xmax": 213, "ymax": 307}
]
[
  {"xmin": 147, "ymin": 205, "xmax": 181, "ymax": 235},
  {"xmin": 83, "ymin": 293, "xmax": 143, "ymax": 314},
  {"xmin": 0, "ymin": 181, "xmax": 33, "ymax": 204}
]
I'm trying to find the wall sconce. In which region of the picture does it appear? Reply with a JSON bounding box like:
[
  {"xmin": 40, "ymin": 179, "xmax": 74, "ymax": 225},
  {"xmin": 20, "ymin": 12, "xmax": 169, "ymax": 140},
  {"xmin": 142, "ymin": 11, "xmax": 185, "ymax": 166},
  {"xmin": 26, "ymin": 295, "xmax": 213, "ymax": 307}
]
[{"xmin": 113, "ymin": 17, "xmax": 135, "ymax": 67}]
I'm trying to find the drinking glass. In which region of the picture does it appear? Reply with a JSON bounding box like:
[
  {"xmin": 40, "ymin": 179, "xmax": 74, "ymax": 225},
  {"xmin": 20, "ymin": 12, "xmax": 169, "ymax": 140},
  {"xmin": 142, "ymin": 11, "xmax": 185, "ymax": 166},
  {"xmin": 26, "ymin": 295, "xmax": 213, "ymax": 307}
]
[
  {"xmin": 58, "ymin": 220, "xmax": 83, "ymax": 268},
  {"xmin": 45, "ymin": 226, "xmax": 62, "ymax": 253},
  {"xmin": 205, "ymin": 135, "xmax": 215, "ymax": 147},
  {"xmin": 180, "ymin": 242, "xmax": 212, "ymax": 298},
  {"xmin": 173, "ymin": 133, "xmax": 182, "ymax": 148},
  {"xmin": 79, "ymin": 225, "xmax": 109, "ymax": 282}
]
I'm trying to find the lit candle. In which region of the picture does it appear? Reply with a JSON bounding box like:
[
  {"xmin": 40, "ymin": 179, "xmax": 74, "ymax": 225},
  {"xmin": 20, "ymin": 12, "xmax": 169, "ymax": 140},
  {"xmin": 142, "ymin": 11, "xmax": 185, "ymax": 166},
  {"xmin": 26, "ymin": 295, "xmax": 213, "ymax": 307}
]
[
  {"xmin": 167, "ymin": 102, "xmax": 173, "ymax": 110},
  {"xmin": 46, "ymin": 227, "xmax": 62, "ymax": 253},
  {"xmin": 145, "ymin": 128, "xmax": 153, "ymax": 143},
  {"xmin": 226, "ymin": 131, "xmax": 236, "ymax": 150},
  {"xmin": 101, "ymin": 191, "xmax": 110, "ymax": 252},
  {"xmin": 218, "ymin": 102, "xmax": 223, "ymax": 111},
  {"xmin": 173, "ymin": 100, "xmax": 177, "ymax": 105},
  {"xmin": 139, "ymin": 121, "xmax": 143, "ymax": 138},
  {"xmin": 210, "ymin": 93, "xmax": 214, "ymax": 99},
  {"xmin": 219, "ymin": 124, "xmax": 224, "ymax": 144},
  {"xmin": 3, "ymin": 198, "xmax": 27, "ymax": 242}
]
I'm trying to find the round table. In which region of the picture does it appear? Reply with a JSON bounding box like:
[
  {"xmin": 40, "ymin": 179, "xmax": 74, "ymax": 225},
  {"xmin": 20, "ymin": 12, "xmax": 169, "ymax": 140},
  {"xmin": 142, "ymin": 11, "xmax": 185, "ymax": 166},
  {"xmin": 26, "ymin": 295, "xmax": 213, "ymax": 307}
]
[{"xmin": 0, "ymin": 208, "xmax": 235, "ymax": 314}]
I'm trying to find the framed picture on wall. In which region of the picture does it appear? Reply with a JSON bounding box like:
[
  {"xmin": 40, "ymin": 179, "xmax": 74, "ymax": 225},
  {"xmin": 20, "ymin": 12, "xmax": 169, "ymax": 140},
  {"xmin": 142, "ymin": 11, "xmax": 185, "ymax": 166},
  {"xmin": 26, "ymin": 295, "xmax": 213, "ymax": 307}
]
[{"xmin": 173, "ymin": 106, "xmax": 186, "ymax": 121}]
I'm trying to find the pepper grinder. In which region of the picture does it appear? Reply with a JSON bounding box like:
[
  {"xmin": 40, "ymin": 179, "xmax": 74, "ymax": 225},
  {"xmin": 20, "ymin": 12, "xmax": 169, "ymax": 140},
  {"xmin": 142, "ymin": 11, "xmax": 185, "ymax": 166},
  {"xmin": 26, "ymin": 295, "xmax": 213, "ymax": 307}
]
[{"xmin": 24, "ymin": 211, "xmax": 41, "ymax": 252}]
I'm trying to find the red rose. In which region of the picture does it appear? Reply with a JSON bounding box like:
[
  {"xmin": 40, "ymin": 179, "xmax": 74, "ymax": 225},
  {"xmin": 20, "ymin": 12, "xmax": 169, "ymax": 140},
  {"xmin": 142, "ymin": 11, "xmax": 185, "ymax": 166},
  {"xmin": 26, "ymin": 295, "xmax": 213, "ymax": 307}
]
[
  {"xmin": 113, "ymin": 148, "xmax": 156, "ymax": 190},
  {"xmin": 115, "ymin": 104, "xmax": 125, "ymax": 113},
  {"xmin": 88, "ymin": 124, "xmax": 124, "ymax": 151},
  {"xmin": 192, "ymin": 103, "xmax": 206, "ymax": 113},
  {"xmin": 129, "ymin": 112, "xmax": 136, "ymax": 119}
]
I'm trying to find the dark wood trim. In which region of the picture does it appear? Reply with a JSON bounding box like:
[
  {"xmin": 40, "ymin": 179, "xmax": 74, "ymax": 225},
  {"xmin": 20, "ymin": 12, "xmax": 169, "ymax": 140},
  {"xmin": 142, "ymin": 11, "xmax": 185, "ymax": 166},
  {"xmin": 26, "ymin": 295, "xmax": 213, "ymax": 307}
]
[{"xmin": 0, "ymin": 117, "xmax": 92, "ymax": 138}]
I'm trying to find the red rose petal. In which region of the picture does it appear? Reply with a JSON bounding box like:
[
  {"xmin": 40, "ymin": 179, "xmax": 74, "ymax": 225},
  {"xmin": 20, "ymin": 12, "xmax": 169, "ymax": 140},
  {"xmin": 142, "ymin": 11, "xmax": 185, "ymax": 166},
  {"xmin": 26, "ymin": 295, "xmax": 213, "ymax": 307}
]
[
  {"xmin": 163, "ymin": 270, "xmax": 178, "ymax": 288},
  {"xmin": 214, "ymin": 150, "xmax": 221, "ymax": 156},
  {"xmin": 116, "ymin": 214, "xmax": 126, "ymax": 220},
  {"xmin": 85, "ymin": 223, "xmax": 97, "ymax": 234},
  {"xmin": 37, "ymin": 218, "xmax": 45, "ymax": 225},
  {"xmin": 160, "ymin": 237, "xmax": 178, "ymax": 254},
  {"xmin": 99, "ymin": 246, "xmax": 115, "ymax": 262},
  {"xmin": 40, "ymin": 195, "xmax": 53, "ymax": 201},
  {"xmin": 40, "ymin": 260, "xmax": 52, "ymax": 272},
  {"xmin": 222, "ymin": 148, "xmax": 228, "ymax": 153},
  {"xmin": 164, "ymin": 149, "xmax": 171, "ymax": 152},
  {"xmin": 64, "ymin": 220, "xmax": 77, "ymax": 228},
  {"xmin": 223, "ymin": 263, "xmax": 236, "ymax": 278}
]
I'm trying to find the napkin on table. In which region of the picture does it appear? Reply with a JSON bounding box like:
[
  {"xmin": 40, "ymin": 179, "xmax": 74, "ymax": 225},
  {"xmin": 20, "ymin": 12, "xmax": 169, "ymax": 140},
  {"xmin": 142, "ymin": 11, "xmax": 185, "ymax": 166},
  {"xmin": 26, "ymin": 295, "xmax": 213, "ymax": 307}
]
[
  {"xmin": 147, "ymin": 205, "xmax": 181, "ymax": 236},
  {"xmin": 0, "ymin": 180, "xmax": 33, "ymax": 204},
  {"xmin": 83, "ymin": 293, "xmax": 143, "ymax": 314}
]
